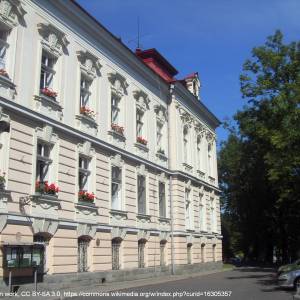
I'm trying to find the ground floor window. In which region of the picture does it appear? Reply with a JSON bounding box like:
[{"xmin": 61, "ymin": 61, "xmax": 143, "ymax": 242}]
[
  {"xmin": 187, "ymin": 243, "xmax": 192, "ymax": 264},
  {"xmin": 201, "ymin": 243, "xmax": 205, "ymax": 263},
  {"xmin": 78, "ymin": 237, "xmax": 90, "ymax": 272},
  {"xmin": 212, "ymin": 244, "xmax": 216, "ymax": 262},
  {"xmin": 138, "ymin": 239, "xmax": 146, "ymax": 268},
  {"xmin": 112, "ymin": 238, "xmax": 121, "ymax": 270},
  {"xmin": 160, "ymin": 241, "xmax": 166, "ymax": 266}
]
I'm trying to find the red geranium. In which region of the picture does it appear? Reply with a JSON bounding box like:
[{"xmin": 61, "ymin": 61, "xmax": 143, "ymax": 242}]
[
  {"xmin": 41, "ymin": 87, "xmax": 58, "ymax": 98},
  {"xmin": 36, "ymin": 181, "xmax": 59, "ymax": 195},
  {"xmin": 111, "ymin": 123, "xmax": 124, "ymax": 135},
  {"xmin": 78, "ymin": 190, "xmax": 95, "ymax": 202},
  {"xmin": 136, "ymin": 136, "xmax": 147, "ymax": 145}
]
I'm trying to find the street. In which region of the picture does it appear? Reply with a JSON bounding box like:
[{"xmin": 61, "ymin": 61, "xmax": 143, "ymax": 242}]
[{"xmin": 67, "ymin": 267, "xmax": 295, "ymax": 300}]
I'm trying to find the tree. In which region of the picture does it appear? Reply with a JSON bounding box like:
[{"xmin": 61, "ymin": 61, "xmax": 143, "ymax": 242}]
[{"xmin": 219, "ymin": 31, "xmax": 300, "ymax": 262}]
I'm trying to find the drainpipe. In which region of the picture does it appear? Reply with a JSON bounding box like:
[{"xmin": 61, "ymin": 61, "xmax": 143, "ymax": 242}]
[{"xmin": 168, "ymin": 83, "xmax": 175, "ymax": 275}]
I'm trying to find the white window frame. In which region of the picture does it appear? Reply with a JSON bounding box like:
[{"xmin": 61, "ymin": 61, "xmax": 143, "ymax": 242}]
[
  {"xmin": 158, "ymin": 181, "xmax": 167, "ymax": 218},
  {"xmin": 36, "ymin": 141, "xmax": 53, "ymax": 183},
  {"xmin": 78, "ymin": 155, "xmax": 91, "ymax": 192},
  {"xmin": 40, "ymin": 50, "xmax": 56, "ymax": 91},
  {"xmin": 80, "ymin": 75, "xmax": 92, "ymax": 108},
  {"xmin": 136, "ymin": 108, "xmax": 144, "ymax": 138},
  {"xmin": 0, "ymin": 109, "xmax": 10, "ymax": 188},
  {"xmin": 111, "ymin": 165, "xmax": 123, "ymax": 211},
  {"xmin": 183, "ymin": 126, "xmax": 190, "ymax": 164}
]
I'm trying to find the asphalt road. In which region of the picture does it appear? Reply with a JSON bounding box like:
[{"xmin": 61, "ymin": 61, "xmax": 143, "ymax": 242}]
[{"xmin": 66, "ymin": 267, "xmax": 295, "ymax": 300}]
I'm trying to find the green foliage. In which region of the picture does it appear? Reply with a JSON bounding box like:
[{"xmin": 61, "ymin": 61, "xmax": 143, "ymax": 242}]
[{"xmin": 220, "ymin": 30, "xmax": 300, "ymax": 262}]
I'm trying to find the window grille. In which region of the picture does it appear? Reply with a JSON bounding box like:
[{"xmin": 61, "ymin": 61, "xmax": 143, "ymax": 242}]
[
  {"xmin": 78, "ymin": 238, "xmax": 89, "ymax": 272},
  {"xmin": 137, "ymin": 175, "xmax": 146, "ymax": 214},
  {"xmin": 138, "ymin": 240, "xmax": 146, "ymax": 268},
  {"xmin": 112, "ymin": 239, "xmax": 121, "ymax": 270},
  {"xmin": 159, "ymin": 182, "xmax": 166, "ymax": 218}
]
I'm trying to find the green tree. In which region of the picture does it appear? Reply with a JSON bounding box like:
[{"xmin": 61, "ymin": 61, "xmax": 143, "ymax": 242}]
[{"xmin": 220, "ymin": 31, "xmax": 300, "ymax": 262}]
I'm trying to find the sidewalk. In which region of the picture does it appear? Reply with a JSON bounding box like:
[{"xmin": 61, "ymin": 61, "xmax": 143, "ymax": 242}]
[{"xmin": 1, "ymin": 267, "xmax": 234, "ymax": 300}]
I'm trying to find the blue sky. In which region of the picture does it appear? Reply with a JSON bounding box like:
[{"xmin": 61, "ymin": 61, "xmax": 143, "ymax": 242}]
[{"xmin": 77, "ymin": 0, "xmax": 300, "ymax": 145}]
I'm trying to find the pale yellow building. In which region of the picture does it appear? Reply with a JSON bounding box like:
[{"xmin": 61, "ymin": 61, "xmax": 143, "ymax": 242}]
[{"xmin": 0, "ymin": 0, "xmax": 222, "ymax": 291}]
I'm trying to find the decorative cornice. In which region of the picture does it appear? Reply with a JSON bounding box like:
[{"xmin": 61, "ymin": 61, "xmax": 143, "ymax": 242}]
[
  {"xmin": 77, "ymin": 50, "xmax": 102, "ymax": 79},
  {"xmin": 37, "ymin": 22, "xmax": 69, "ymax": 57},
  {"xmin": 36, "ymin": 124, "xmax": 58, "ymax": 144},
  {"xmin": 136, "ymin": 164, "xmax": 147, "ymax": 176},
  {"xmin": 0, "ymin": 0, "xmax": 26, "ymax": 29},
  {"xmin": 108, "ymin": 72, "xmax": 128, "ymax": 97},
  {"xmin": 110, "ymin": 153, "xmax": 124, "ymax": 167},
  {"xmin": 154, "ymin": 104, "xmax": 167, "ymax": 124},
  {"xmin": 77, "ymin": 141, "xmax": 95, "ymax": 158},
  {"xmin": 133, "ymin": 90, "xmax": 150, "ymax": 111}
]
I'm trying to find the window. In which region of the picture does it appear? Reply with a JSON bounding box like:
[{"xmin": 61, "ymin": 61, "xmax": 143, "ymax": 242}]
[
  {"xmin": 40, "ymin": 50, "xmax": 56, "ymax": 90},
  {"xmin": 197, "ymin": 136, "xmax": 201, "ymax": 170},
  {"xmin": 136, "ymin": 109, "xmax": 144, "ymax": 137},
  {"xmin": 78, "ymin": 237, "xmax": 89, "ymax": 272},
  {"xmin": 111, "ymin": 95, "xmax": 120, "ymax": 124},
  {"xmin": 187, "ymin": 244, "xmax": 192, "ymax": 264},
  {"xmin": 36, "ymin": 142, "xmax": 52, "ymax": 182},
  {"xmin": 201, "ymin": 244, "xmax": 205, "ymax": 262},
  {"xmin": 137, "ymin": 175, "xmax": 146, "ymax": 214},
  {"xmin": 212, "ymin": 244, "xmax": 216, "ymax": 262},
  {"xmin": 112, "ymin": 238, "xmax": 121, "ymax": 270},
  {"xmin": 0, "ymin": 29, "xmax": 9, "ymax": 70},
  {"xmin": 183, "ymin": 126, "xmax": 189, "ymax": 163},
  {"xmin": 78, "ymin": 156, "xmax": 90, "ymax": 191},
  {"xmin": 138, "ymin": 240, "xmax": 146, "ymax": 268},
  {"xmin": 199, "ymin": 193, "xmax": 204, "ymax": 231},
  {"xmin": 80, "ymin": 76, "xmax": 92, "ymax": 108},
  {"xmin": 208, "ymin": 144, "xmax": 212, "ymax": 176},
  {"xmin": 210, "ymin": 197, "xmax": 216, "ymax": 232},
  {"xmin": 159, "ymin": 182, "xmax": 166, "ymax": 218},
  {"xmin": 185, "ymin": 189, "xmax": 192, "ymax": 229},
  {"xmin": 160, "ymin": 241, "xmax": 166, "ymax": 266},
  {"xmin": 111, "ymin": 166, "xmax": 122, "ymax": 210},
  {"xmin": 156, "ymin": 122, "xmax": 163, "ymax": 149}
]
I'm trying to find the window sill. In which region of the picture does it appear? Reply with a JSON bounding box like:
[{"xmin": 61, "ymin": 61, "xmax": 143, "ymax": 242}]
[
  {"xmin": 136, "ymin": 213, "xmax": 151, "ymax": 221},
  {"xmin": 110, "ymin": 209, "xmax": 128, "ymax": 219},
  {"xmin": 76, "ymin": 114, "xmax": 98, "ymax": 127},
  {"xmin": 76, "ymin": 200, "xmax": 97, "ymax": 209},
  {"xmin": 158, "ymin": 216, "xmax": 171, "ymax": 224},
  {"xmin": 108, "ymin": 130, "xmax": 126, "ymax": 142},
  {"xmin": 31, "ymin": 193, "xmax": 60, "ymax": 203},
  {"xmin": 208, "ymin": 176, "xmax": 216, "ymax": 184},
  {"xmin": 156, "ymin": 152, "xmax": 168, "ymax": 161},
  {"xmin": 182, "ymin": 162, "xmax": 193, "ymax": 172},
  {"xmin": 134, "ymin": 142, "xmax": 149, "ymax": 153},
  {"xmin": 0, "ymin": 74, "xmax": 15, "ymax": 88},
  {"xmin": 197, "ymin": 170, "xmax": 205, "ymax": 179},
  {"xmin": 34, "ymin": 94, "xmax": 62, "ymax": 110}
]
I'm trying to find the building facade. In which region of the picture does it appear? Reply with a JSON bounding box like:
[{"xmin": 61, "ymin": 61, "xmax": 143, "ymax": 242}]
[{"xmin": 0, "ymin": 0, "xmax": 222, "ymax": 289}]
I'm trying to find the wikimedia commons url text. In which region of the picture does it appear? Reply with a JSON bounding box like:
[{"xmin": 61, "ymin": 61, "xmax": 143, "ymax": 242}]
[{"xmin": 0, "ymin": 290, "xmax": 233, "ymax": 298}]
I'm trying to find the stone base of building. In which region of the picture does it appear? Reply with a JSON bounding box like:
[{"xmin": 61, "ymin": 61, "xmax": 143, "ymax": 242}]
[{"xmin": 0, "ymin": 262, "xmax": 222, "ymax": 293}]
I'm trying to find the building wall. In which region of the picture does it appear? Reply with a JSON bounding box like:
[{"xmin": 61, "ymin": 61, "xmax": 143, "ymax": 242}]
[{"xmin": 0, "ymin": 0, "xmax": 222, "ymax": 283}]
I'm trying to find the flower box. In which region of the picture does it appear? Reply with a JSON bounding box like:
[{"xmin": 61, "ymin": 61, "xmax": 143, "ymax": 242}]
[
  {"xmin": 0, "ymin": 171, "xmax": 6, "ymax": 190},
  {"xmin": 35, "ymin": 181, "xmax": 59, "ymax": 196},
  {"xmin": 78, "ymin": 190, "xmax": 95, "ymax": 203},
  {"xmin": 111, "ymin": 123, "xmax": 124, "ymax": 135},
  {"xmin": 80, "ymin": 106, "xmax": 96, "ymax": 119},
  {"xmin": 136, "ymin": 136, "xmax": 148, "ymax": 146},
  {"xmin": 40, "ymin": 87, "xmax": 58, "ymax": 99}
]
